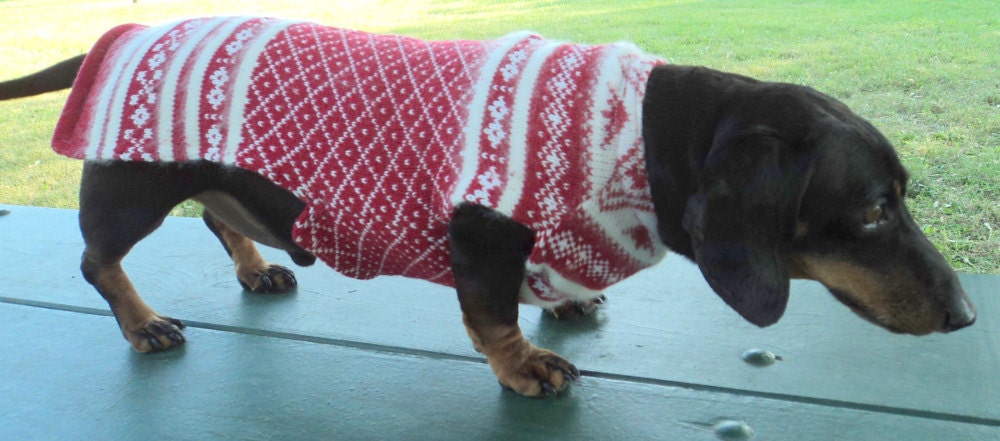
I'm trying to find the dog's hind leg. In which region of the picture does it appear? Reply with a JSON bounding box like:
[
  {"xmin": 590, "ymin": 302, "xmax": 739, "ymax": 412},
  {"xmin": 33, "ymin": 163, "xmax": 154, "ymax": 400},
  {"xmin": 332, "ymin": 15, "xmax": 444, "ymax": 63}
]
[
  {"xmin": 201, "ymin": 209, "xmax": 298, "ymax": 293},
  {"xmin": 449, "ymin": 203, "xmax": 580, "ymax": 397},
  {"xmin": 192, "ymin": 168, "xmax": 315, "ymax": 293},
  {"xmin": 78, "ymin": 160, "xmax": 313, "ymax": 352},
  {"xmin": 79, "ymin": 162, "xmax": 196, "ymax": 352}
]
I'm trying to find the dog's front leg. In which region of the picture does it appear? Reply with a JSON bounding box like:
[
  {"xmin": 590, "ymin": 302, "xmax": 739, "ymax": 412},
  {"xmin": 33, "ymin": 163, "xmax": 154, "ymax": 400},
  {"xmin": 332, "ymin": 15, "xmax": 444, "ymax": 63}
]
[{"xmin": 448, "ymin": 204, "xmax": 580, "ymax": 397}]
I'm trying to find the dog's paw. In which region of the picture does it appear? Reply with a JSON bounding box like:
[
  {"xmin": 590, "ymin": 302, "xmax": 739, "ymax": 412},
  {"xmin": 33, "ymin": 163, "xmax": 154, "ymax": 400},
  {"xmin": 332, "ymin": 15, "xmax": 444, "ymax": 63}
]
[
  {"xmin": 547, "ymin": 295, "xmax": 606, "ymax": 319},
  {"xmin": 490, "ymin": 342, "xmax": 580, "ymax": 397},
  {"xmin": 125, "ymin": 316, "xmax": 185, "ymax": 352},
  {"xmin": 238, "ymin": 263, "xmax": 297, "ymax": 293}
]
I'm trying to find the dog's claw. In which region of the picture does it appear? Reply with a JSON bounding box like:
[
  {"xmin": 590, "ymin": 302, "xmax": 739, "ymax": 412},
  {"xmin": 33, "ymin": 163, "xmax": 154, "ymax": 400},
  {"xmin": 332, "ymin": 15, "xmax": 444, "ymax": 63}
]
[
  {"xmin": 535, "ymin": 361, "xmax": 580, "ymax": 397},
  {"xmin": 240, "ymin": 264, "xmax": 297, "ymax": 293},
  {"xmin": 128, "ymin": 316, "xmax": 186, "ymax": 352},
  {"xmin": 499, "ymin": 380, "xmax": 561, "ymax": 397},
  {"xmin": 492, "ymin": 346, "xmax": 579, "ymax": 397},
  {"xmin": 167, "ymin": 317, "xmax": 185, "ymax": 330},
  {"xmin": 564, "ymin": 363, "xmax": 581, "ymax": 380},
  {"xmin": 541, "ymin": 382, "xmax": 557, "ymax": 396},
  {"xmin": 552, "ymin": 363, "xmax": 581, "ymax": 390},
  {"xmin": 548, "ymin": 295, "xmax": 605, "ymax": 319}
]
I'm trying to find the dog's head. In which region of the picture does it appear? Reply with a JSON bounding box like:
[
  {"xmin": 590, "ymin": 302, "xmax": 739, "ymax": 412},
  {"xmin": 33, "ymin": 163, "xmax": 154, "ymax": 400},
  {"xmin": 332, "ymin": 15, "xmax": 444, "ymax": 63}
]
[{"xmin": 644, "ymin": 65, "xmax": 976, "ymax": 334}]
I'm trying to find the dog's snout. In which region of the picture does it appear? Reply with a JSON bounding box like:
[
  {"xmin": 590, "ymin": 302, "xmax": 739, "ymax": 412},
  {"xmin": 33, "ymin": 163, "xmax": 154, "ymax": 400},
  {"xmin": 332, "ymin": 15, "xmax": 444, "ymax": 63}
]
[{"xmin": 944, "ymin": 297, "xmax": 977, "ymax": 332}]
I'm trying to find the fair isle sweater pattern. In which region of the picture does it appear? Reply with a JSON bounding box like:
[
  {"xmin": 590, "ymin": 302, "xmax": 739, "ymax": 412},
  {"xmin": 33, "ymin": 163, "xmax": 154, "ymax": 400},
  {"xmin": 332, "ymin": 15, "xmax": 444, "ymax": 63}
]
[{"xmin": 52, "ymin": 17, "xmax": 668, "ymax": 307}]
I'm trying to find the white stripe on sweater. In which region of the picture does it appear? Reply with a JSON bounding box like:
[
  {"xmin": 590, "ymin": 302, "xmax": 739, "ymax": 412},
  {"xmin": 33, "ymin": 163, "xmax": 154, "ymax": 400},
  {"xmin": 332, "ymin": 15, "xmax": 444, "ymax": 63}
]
[
  {"xmin": 89, "ymin": 20, "xmax": 181, "ymax": 159},
  {"xmin": 159, "ymin": 17, "xmax": 236, "ymax": 161},
  {"xmin": 495, "ymin": 40, "xmax": 560, "ymax": 216},
  {"xmin": 173, "ymin": 17, "xmax": 251, "ymax": 160},
  {"xmin": 451, "ymin": 32, "xmax": 535, "ymax": 209}
]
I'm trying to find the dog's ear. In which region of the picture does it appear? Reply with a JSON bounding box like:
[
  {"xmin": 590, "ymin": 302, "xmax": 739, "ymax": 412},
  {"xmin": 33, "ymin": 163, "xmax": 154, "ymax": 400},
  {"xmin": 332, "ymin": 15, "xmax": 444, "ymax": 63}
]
[{"xmin": 684, "ymin": 119, "xmax": 814, "ymax": 327}]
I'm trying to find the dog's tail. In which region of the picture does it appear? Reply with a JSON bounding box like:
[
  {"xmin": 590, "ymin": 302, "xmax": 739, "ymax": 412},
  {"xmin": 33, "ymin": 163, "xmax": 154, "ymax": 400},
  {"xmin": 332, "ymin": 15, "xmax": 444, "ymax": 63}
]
[{"xmin": 0, "ymin": 54, "xmax": 85, "ymax": 101}]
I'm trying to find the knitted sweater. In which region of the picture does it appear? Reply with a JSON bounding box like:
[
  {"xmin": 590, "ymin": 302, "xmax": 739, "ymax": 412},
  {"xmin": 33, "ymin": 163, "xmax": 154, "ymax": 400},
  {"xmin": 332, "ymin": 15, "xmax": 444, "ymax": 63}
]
[{"xmin": 53, "ymin": 17, "xmax": 667, "ymax": 307}]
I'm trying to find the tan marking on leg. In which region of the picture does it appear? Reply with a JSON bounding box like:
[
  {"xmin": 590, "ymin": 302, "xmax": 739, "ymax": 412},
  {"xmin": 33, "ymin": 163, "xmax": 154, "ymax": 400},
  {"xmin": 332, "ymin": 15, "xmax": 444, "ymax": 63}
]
[
  {"xmin": 210, "ymin": 215, "xmax": 296, "ymax": 292},
  {"xmin": 90, "ymin": 262, "xmax": 184, "ymax": 352},
  {"xmin": 463, "ymin": 315, "xmax": 578, "ymax": 397}
]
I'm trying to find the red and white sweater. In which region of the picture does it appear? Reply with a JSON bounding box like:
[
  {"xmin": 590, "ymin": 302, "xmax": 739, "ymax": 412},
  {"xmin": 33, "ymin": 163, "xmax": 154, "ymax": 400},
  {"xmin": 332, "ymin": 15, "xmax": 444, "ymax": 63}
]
[{"xmin": 53, "ymin": 17, "xmax": 667, "ymax": 307}]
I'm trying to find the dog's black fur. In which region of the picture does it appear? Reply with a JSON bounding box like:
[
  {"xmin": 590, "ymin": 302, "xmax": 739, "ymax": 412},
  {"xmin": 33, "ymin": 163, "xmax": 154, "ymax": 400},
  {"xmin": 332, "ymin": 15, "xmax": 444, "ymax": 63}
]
[{"xmin": 0, "ymin": 48, "xmax": 976, "ymax": 397}]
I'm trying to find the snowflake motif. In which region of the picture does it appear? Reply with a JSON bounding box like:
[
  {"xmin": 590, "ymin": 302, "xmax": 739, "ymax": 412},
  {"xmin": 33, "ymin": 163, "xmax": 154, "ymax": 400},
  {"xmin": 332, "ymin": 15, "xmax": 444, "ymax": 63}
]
[
  {"xmin": 465, "ymin": 189, "xmax": 489, "ymax": 205},
  {"xmin": 130, "ymin": 106, "xmax": 151, "ymax": 127},
  {"xmin": 540, "ymin": 193, "xmax": 561, "ymax": 214},
  {"xmin": 500, "ymin": 49, "xmax": 526, "ymax": 81},
  {"xmin": 477, "ymin": 167, "xmax": 502, "ymax": 189},
  {"xmin": 148, "ymin": 52, "xmax": 167, "ymax": 70},
  {"xmin": 225, "ymin": 40, "xmax": 243, "ymax": 55},
  {"xmin": 165, "ymin": 29, "xmax": 184, "ymax": 51},
  {"xmin": 207, "ymin": 67, "xmax": 230, "ymax": 109},
  {"xmin": 465, "ymin": 167, "xmax": 503, "ymax": 205},
  {"xmin": 210, "ymin": 68, "xmax": 229, "ymax": 86},
  {"xmin": 484, "ymin": 98, "xmax": 509, "ymax": 148},
  {"xmin": 500, "ymin": 63, "xmax": 518, "ymax": 81},
  {"xmin": 485, "ymin": 122, "xmax": 505, "ymax": 147},
  {"xmin": 205, "ymin": 146, "xmax": 222, "ymax": 162},
  {"xmin": 206, "ymin": 126, "xmax": 223, "ymax": 148},
  {"xmin": 224, "ymin": 27, "xmax": 257, "ymax": 55},
  {"xmin": 488, "ymin": 97, "xmax": 508, "ymax": 119}
]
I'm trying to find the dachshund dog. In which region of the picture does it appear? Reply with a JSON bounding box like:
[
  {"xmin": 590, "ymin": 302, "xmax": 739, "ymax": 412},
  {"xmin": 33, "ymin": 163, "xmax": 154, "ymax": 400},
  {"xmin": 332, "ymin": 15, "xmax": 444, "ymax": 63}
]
[{"xmin": 0, "ymin": 18, "xmax": 975, "ymax": 397}]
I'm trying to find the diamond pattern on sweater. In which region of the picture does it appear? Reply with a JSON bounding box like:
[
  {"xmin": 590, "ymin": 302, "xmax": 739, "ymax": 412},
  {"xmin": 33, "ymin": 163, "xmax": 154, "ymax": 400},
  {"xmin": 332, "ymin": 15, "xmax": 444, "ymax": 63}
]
[{"xmin": 233, "ymin": 24, "xmax": 488, "ymax": 280}]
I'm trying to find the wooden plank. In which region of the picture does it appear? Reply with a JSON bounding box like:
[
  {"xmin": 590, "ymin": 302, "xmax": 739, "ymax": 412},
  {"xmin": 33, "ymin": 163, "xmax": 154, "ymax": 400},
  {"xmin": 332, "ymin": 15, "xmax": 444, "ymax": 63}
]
[
  {"xmin": 1, "ymin": 303, "xmax": 997, "ymax": 440},
  {"xmin": 1, "ymin": 205, "xmax": 998, "ymax": 424}
]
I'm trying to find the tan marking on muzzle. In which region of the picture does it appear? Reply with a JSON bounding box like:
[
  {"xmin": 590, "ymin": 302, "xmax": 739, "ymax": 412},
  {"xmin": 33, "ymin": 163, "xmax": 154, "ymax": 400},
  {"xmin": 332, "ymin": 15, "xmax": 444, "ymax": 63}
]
[{"xmin": 795, "ymin": 255, "xmax": 945, "ymax": 335}]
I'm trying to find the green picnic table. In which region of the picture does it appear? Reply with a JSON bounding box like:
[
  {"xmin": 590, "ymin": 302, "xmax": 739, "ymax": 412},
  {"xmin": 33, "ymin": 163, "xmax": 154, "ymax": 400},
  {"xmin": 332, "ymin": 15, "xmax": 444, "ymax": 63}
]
[{"xmin": 1, "ymin": 205, "xmax": 997, "ymax": 440}]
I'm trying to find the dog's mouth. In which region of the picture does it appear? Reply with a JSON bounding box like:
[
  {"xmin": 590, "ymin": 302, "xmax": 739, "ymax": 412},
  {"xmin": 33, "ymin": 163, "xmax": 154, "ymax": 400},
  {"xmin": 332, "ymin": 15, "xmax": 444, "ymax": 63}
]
[{"xmin": 828, "ymin": 288, "xmax": 906, "ymax": 334}]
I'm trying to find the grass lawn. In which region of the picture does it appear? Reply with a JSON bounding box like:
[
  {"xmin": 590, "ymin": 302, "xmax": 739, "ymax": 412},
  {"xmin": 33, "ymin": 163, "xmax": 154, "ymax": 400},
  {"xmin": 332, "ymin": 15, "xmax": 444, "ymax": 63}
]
[{"xmin": 1, "ymin": 0, "xmax": 997, "ymax": 273}]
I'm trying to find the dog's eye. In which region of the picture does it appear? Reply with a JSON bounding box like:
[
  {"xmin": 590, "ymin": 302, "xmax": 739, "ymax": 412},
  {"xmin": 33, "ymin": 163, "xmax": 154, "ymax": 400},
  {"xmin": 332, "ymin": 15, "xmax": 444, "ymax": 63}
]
[{"xmin": 862, "ymin": 204, "xmax": 887, "ymax": 230}]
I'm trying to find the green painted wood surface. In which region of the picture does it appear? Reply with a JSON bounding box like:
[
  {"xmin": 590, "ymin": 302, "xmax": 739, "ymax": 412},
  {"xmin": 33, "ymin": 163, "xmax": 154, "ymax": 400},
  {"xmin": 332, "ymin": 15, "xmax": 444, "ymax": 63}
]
[{"xmin": 1, "ymin": 205, "xmax": 998, "ymax": 440}]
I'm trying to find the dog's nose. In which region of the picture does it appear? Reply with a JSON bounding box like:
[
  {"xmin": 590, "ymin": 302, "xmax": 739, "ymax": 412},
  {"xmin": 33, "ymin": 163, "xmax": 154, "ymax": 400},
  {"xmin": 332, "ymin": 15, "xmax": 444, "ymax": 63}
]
[{"xmin": 944, "ymin": 297, "xmax": 977, "ymax": 332}]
